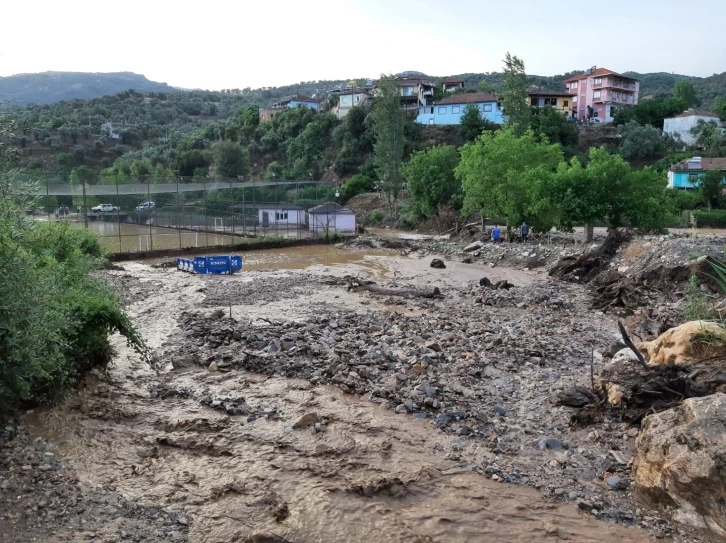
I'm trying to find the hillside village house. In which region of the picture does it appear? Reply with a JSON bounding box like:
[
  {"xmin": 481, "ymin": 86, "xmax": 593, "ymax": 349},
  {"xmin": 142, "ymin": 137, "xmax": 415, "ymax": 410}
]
[
  {"xmin": 416, "ymin": 92, "xmax": 503, "ymax": 126},
  {"xmin": 259, "ymin": 94, "xmax": 321, "ymax": 122},
  {"xmin": 229, "ymin": 203, "xmax": 307, "ymax": 227},
  {"xmin": 395, "ymin": 75, "xmax": 436, "ymax": 111},
  {"xmin": 664, "ymin": 109, "xmax": 724, "ymax": 146},
  {"xmin": 333, "ymin": 88, "xmax": 371, "ymax": 119},
  {"xmin": 442, "ymin": 78, "xmax": 465, "ymax": 93},
  {"xmin": 667, "ymin": 157, "xmax": 726, "ymax": 189},
  {"xmin": 528, "ymin": 89, "xmax": 573, "ymax": 117},
  {"xmin": 308, "ymin": 202, "xmax": 356, "ymax": 234},
  {"xmin": 565, "ymin": 67, "xmax": 640, "ymax": 122}
]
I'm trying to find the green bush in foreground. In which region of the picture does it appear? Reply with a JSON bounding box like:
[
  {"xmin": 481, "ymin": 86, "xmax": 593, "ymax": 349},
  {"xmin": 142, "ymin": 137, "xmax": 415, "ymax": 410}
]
[{"xmin": 0, "ymin": 184, "xmax": 140, "ymax": 415}]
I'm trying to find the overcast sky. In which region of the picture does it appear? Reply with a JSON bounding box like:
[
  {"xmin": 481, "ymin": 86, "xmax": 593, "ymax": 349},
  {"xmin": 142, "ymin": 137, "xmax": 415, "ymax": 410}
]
[{"xmin": 1, "ymin": 0, "xmax": 724, "ymax": 89}]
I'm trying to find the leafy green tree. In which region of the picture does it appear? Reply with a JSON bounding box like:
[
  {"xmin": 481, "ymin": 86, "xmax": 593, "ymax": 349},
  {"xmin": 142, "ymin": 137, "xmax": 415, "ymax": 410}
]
[
  {"xmin": 176, "ymin": 149, "xmax": 208, "ymax": 177},
  {"xmin": 613, "ymin": 97, "xmax": 687, "ymax": 129},
  {"xmin": 70, "ymin": 165, "xmax": 97, "ymax": 185},
  {"xmin": 673, "ymin": 80, "xmax": 700, "ymax": 108},
  {"xmin": 456, "ymin": 128, "xmax": 563, "ymax": 227},
  {"xmin": 341, "ymin": 174, "xmax": 375, "ymax": 202},
  {"xmin": 459, "ymin": 104, "xmax": 486, "ymax": 142},
  {"xmin": 528, "ymin": 106, "xmax": 579, "ymax": 148},
  {"xmin": 713, "ymin": 97, "xmax": 726, "ymax": 120},
  {"xmin": 697, "ymin": 170, "xmax": 724, "ymax": 210},
  {"xmin": 264, "ymin": 161, "xmax": 285, "ymax": 180},
  {"xmin": 402, "ymin": 145, "xmax": 461, "ymax": 217},
  {"xmin": 690, "ymin": 119, "xmax": 726, "ymax": 155},
  {"xmin": 212, "ymin": 141, "xmax": 250, "ymax": 178},
  {"xmin": 372, "ymin": 75, "xmax": 405, "ymax": 213},
  {"xmin": 619, "ymin": 121, "xmax": 678, "ymax": 160},
  {"xmin": 478, "ymin": 80, "xmax": 497, "ymax": 93},
  {"xmin": 501, "ymin": 53, "xmax": 530, "ymax": 136},
  {"xmin": 545, "ymin": 148, "xmax": 670, "ymax": 234}
]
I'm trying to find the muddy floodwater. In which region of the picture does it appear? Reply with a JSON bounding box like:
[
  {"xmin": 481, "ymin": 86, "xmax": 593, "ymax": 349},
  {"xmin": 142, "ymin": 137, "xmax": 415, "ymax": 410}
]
[{"xmin": 23, "ymin": 247, "xmax": 654, "ymax": 543}]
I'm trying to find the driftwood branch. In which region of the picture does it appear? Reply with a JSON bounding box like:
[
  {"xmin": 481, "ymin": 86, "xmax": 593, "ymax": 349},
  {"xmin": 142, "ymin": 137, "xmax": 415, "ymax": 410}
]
[
  {"xmin": 618, "ymin": 320, "xmax": 649, "ymax": 369},
  {"xmin": 349, "ymin": 281, "xmax": 442, "ymax": 299}
]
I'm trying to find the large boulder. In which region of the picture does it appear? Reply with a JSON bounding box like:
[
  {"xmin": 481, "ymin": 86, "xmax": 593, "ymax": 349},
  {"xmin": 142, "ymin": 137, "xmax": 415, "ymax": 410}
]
[
  {"xmin": 633, "ymin": 393, "xmax": 726, "ymax": 536},
  {"xmin": 637, "ymin": 320, "xmax": 725, "ymax": 365}
]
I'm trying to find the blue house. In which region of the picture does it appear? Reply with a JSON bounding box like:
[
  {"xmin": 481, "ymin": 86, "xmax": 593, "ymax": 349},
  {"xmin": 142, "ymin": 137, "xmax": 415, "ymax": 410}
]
[
  {"xmin": 272, "ymin": 94, "xmax": 320, "ymax": 113},
  {"xmin": 416, "ymin": 92, "xmax": 503, "ymax": 126},
  {"xmin": 668, "ymin": 157, "xmax": 726, "ymax": 189}
]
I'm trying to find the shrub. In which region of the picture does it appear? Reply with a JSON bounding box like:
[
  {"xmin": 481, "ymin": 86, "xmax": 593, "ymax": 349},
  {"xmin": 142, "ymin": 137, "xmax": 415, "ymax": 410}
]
[
  {"xmin": 0, "ymin": 190, "xmax": 140, "ymax": 416},
  {"xmin": 368, "ymin": 210, "xmax": 384, "ymax": 224},
  {"xmin": 341, "ymin": 174, "xmax": 375, "ymax": 203},
  {"xmin": 693, "ymin": 210, "xmax": 726, "ymax": 228}
]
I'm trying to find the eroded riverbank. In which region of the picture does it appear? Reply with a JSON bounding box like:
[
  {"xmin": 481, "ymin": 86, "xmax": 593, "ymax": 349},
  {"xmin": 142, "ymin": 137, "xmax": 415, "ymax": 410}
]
[{"xmin": 4, "ymin": 243, "xmax": 719, "ymax": 542}]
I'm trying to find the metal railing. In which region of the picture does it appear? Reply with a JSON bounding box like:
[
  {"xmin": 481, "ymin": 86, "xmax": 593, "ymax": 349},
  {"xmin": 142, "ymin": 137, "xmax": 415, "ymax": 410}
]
[{"xmin": 14, "ymin": 174, "xmax": 340, "ymax": 254}]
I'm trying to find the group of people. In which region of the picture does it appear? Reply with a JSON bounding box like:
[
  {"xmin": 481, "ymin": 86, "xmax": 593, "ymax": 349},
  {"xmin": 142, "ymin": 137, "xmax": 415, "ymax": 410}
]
[
  {"xmin": 490, "ymin": 222, "xmax": 530, "ymax": 243},
  {"xmin": 54, "ymin": 206, "xmax": 70, "ymax": 218}
]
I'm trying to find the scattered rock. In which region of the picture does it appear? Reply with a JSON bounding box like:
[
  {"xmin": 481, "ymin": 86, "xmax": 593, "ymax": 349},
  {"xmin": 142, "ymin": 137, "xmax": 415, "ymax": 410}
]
[
  {"xmin": 430, "ymin": 259, "xmax": 446, "ymax": 269},
  {"xmin": 293, "ymin": 412, "xmax": 320, "ymax": 429}
]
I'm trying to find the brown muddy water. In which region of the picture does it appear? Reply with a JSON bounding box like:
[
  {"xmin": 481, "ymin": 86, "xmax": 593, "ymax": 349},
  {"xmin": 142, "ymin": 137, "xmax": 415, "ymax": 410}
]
[{"xmin": 25, "ymin": 252, "xmax": 649, "ymax": 543}]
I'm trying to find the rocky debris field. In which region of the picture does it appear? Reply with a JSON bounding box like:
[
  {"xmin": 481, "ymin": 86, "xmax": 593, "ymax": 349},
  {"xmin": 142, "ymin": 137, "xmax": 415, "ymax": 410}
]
[
  {"xmin": 0, "ymin": 424, "xmax": 189, "ymax": 542},
  {"xmin": 3, "ymin": 231, "xmax": 725, "ymax": 543}
]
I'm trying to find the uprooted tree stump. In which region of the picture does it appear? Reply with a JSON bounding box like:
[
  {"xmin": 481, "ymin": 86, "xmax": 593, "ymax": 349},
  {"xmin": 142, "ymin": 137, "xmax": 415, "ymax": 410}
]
[
  {"xmin": 347, "ymin": 279, "xmax": 443, "ymax": 299},
  {"xmin": 554, "ymin": 320, "xmax": 726, "ymax": 423},
  {"xmin": 549, "ymin": 230, "xmax": 633, "ymax": 284}
]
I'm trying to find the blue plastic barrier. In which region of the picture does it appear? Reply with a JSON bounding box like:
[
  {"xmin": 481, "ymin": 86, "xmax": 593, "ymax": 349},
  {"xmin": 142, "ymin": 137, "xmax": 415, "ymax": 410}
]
[{"xmin": 176, "ymin": 255, "xmax": 243, "ymax": 275}]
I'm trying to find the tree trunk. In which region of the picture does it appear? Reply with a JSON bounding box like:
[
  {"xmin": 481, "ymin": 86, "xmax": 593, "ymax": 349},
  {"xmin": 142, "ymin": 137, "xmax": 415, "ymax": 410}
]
[
  {"xmin": 584, "ymin": 223, "xmax": 594, "ymax": 243},
  {"xmin": 349, "ymin": 281, "xmax": 441, "ymax": 299}
]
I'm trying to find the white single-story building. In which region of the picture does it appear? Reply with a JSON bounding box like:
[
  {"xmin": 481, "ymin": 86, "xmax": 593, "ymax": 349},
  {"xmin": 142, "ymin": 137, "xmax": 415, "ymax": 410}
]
[
  {"xmin": 664, "ymin": 109, "xmax": 723, "ymax": 146},
  {"xmin": 308, "ymin": 202, "xmax": 356, "ymax": 233},
  {"xmin": 230, "ymin": 203, "xmax": 307, "ymax": 226}
]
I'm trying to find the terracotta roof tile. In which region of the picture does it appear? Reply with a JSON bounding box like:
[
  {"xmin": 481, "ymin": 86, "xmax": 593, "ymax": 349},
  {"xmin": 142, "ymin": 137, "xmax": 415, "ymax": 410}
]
[
  {"xmin": 564, "ymin": 68, "xmax": 638, "ymax": 83},
  {"xmin": 670, "ymin": 157, "xmax": 726, "ymax": 171}
]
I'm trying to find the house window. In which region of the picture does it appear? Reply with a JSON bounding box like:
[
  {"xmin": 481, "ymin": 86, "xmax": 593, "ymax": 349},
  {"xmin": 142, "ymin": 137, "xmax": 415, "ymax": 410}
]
[
  {"xmin": 483, "ymin": 104, "xmax": 492, "ymax": 112},
  {"xmin": 355, "ymin": 96, "xmax": 360, "ymax": 102},
  {"xmin": 593, "ymin": 91, "xmax": 601, "ymax": 99},
  {"xmin": 550, "ymin": 98, "xmax": 557, "ymax": 106},
  {"xmin": 564, "ymin": 100, "xmax": 569, "ymax": 107},
  {"xmin": 572, "ymin": 96, "xmax": 577, "ymax": 103},
  {"xmin": 428, "ymin": 119, "xmax": 434, "ymax": 125},
  {"xmin": 275, "ymin": 211, "xmax": 288, "ymax": 221},
  {"xmin": 438, "ymin": 107, "xmax": 447, "ymax": 114},
  {"xmin": 452, "ymin": 106, "xmax": 460, "ymax": 114},
  {"xmin": 594, "ymin": 77, "xmax": 602, "ymax": 84},
  {"xmin": 571, "ymin": 82, "xmax": 578, "ymax": 89},
  {"xmin": 688, "ymin": 174, "xmax": 700, "ymax": 184}
]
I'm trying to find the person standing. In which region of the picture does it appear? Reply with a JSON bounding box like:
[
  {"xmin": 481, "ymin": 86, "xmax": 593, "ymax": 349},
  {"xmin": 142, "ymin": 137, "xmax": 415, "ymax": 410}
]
[
  {"xmin": 520, "ymin": 222, "xmax": 529, "ymax": 243},
  {"xmin": 491, "ymin": 225, "xmax": 501, "ymax": 244}
]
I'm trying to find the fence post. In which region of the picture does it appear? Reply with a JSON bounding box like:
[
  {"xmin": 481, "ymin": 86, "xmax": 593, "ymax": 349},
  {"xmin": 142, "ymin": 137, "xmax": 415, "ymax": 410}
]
[
  {"xmin": 177, "ymin": 178, "xmax": 182, "ymax": 249},
  {"xmin": 204, "ymin": 179, "xmax": 208, "ymax": 248},
  {"xmin": 148, "ymin": 176, "xmax": 153, "ymax": 251},
  {"xmin": 116, "ymin": 174, "xmax": 122, "ymax": 253}
]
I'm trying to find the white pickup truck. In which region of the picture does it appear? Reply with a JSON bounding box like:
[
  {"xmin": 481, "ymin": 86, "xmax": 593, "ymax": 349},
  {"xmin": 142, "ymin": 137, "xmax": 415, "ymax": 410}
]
[{"xmin": 91, "ymin": 204, "xmax": 120, "ymax": 213}]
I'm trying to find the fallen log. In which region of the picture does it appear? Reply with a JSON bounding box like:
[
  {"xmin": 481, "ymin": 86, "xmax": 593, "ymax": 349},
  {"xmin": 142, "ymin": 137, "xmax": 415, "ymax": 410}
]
[{"xmin": 348, "ymin": 280, "xmax": 442, "ymax": 299}]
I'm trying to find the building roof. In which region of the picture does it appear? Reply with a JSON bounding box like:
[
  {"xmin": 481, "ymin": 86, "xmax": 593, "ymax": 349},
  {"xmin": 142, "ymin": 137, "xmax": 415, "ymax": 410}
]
[
  {"xmin": 675, "ymin": 109, "xmax": 721, "ymax": 118},
  {"xmin": 230, "ymin": 203, "xmax": 305, "ymax": 211},
  {"xmin": 436, "ymin": 92, "xmax": 499, "ymax": 105},
  {"xmin": 670, "ymin": 157, "xmax": 726, "ymax": 172},
  {"xmin": 336, "ymin": 88, "xmax": 371, "ymax": 97},
  {"xmin": 527, "ymin": 88, "xmax": 571, "ymax": 97},
  {"xmin": 308, "ymin": 202, "xmax": 355, "ymax": 214},
  {"xmin": 564, "ymin": 68, "xmax": 638, "ymax": 83},
  {"xmin": 276, "ymin": 93, "xmax": 320, "ymax": 105},
  {"xmin": 443, "ymin": 78, "xmax": 464, "ymax": 84}
]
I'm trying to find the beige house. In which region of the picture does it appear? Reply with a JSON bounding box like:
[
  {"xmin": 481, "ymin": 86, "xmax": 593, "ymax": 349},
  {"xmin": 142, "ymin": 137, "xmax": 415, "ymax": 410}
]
[{"xmin": 333, "ymin": 88, "xmax": 371, "ymax": 119}]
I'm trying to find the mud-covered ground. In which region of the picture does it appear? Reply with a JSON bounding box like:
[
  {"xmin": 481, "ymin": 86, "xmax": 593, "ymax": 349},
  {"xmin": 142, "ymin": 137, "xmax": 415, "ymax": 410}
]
[{"xmin": 2, "ymin": 235, "xmax": 724, "ymax": 543}]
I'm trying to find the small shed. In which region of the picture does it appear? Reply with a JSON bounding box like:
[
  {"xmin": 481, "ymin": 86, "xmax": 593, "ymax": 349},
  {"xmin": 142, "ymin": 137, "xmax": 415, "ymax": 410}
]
[
  {"xmin": 229, "ymin": 203, "xmax": 307, "ymax": 226},
  {"xmin": 308, "ymin": 202, "xmax": 356, "ymax": 233}
]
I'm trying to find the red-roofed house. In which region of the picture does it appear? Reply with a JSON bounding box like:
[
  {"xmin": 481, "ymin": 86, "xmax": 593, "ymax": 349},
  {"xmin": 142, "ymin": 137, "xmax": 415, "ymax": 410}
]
[{"xmin": 564, "ymin": 67, "xmax": 639, "ymax": 123}]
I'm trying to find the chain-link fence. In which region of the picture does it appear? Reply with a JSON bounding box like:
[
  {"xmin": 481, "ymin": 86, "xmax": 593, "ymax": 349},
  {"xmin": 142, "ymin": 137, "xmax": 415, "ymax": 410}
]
[{"xmin": 18, "ymin": 174, "xmax": 342, "ymax": 254}]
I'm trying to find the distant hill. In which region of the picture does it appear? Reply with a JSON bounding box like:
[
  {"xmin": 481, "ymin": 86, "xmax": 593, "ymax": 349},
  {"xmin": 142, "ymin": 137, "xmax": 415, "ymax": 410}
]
[{"xmin": 0, "ymin": 71, "xmax": 179, "ymax": 106}]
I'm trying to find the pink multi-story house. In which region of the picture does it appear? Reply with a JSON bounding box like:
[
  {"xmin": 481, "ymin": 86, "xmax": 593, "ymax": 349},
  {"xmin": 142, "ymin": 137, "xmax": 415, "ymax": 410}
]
[{"xmin": 564, "ymin": 67, "xmax": 640, "ymax": 123}]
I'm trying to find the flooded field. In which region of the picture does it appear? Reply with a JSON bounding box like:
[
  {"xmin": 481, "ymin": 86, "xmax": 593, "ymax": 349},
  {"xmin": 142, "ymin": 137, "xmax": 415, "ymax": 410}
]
[{"xmin": 22, "ymin": 253, "xmax": 653, "ymax": 543}]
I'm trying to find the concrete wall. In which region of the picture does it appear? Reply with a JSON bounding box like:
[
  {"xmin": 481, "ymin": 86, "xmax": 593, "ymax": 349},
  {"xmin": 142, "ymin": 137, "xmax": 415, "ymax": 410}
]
[
  {"xmin": 257, "ymin": 209, "xmax": 307, "ymax": 225},
  {"xmin": 309, "ymin": 213, "xmax": 356, "ymax": 233},
  {"xmin": 664, "ymin": 115, "xmax": 723, "ymax": 146},
  {"xmin": 668, "ymin": 170, "xmax": 726, "ymax": 189},
  {"xmin": 289, "ymin": 100, "xmax": 319, "ymax": 112},
  {"xmin": 415, "ymin": 101, "xmax": 503, "ymax": 125}
]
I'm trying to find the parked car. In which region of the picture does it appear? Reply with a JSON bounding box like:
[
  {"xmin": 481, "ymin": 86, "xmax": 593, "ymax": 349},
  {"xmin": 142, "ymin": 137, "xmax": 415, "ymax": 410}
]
[
  {"xmin": 135, "ymin": 201, "xmax": 156, "ymax": 211},
  {"xmin": 91, "ymin": 203, "xmax": 120, "ymax": 213}
]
